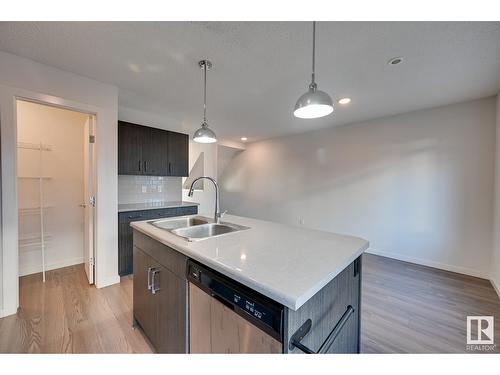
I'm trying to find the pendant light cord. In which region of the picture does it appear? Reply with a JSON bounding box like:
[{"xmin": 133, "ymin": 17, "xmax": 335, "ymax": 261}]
[
  {"xmin": 311, "ymin": 21, "xmax": 316, "ymax": 86},
  {"xmin": 203, "ymin": 60, "xmax": 207, "ymax": 124}
]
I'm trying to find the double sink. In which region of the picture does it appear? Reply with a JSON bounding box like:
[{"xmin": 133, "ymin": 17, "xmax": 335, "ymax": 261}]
[{"xmin": 150, "ymin": 216, "xmax": 250, "ymax": 241}]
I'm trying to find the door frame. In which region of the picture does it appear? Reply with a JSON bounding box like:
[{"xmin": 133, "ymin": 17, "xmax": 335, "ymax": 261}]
[
  {"xmin": 83, "ymin": 114, "xmax": 97, "ymax": 285},
  {"xmin": 0, "ymin": 85, "xmax": 102, "ymax": 316}
]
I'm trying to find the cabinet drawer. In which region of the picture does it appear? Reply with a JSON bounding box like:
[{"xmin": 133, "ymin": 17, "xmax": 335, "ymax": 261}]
[
  {"xmin": 133, "ymin": 230, "xmax": 187, "ymax": 279},
  {"xmin": 176, "ymin": 205, "xmax": 198, "ymax": 216},
  {"xmin": 119, "ymin": 210, "xmax": 152, "ymax": 223}
]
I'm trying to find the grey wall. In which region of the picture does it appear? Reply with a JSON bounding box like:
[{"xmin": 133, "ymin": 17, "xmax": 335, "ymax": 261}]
[{"xmin": 219, "ymin": 97, "xmax": 497, "ymax": 278}]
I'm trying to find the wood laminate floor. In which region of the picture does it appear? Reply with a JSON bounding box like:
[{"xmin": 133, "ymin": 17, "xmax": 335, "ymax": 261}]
[
  {"xmin": 361, "ymin": 254, "xmax": 500, "ymax": 353},
  {"xmin": 0, "ymin": 264, "xmax": 153, "ymax": 353},
  {"xmin": 0, "ymin": 254, "xmax": 499, "ymax": 353}
]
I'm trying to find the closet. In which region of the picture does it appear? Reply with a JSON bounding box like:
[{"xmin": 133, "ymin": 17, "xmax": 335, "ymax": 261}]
[{"xmin": 17, "ymin": 100, "xmax": 95, "ymax": 283}]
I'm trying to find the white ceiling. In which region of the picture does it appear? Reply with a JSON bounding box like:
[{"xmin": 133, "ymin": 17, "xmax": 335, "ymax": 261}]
[{"xmin": 1, "ymin": 22, "xmax": 500, "ymax": 142}]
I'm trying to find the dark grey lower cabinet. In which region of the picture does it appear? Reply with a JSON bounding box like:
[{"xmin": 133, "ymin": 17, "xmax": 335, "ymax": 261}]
[
  {"xmin": 133, "ymin": 232, "xmax": 188, "ymax": 353},
  {"xmin": 118, "ymin": 205, "xmax": 198, "ymax": 276},
  {"xmin": 283, "ymin": 256, "xmax": 361, "ymax": 354}
]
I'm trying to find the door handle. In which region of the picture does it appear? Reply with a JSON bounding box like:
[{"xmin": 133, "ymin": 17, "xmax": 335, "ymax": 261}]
[
  {"xmin": 144, "ymin": 160, "xmax": 148, "ymax": 173},
  {"xmin": 289, "ymin": 305, "xmax": 355, "ymax": 354},
  {"xmin": 128, "ymin": 214, "xmax": 143, "ymax": 220},
  {"xmin": 151, "ymin": 269, "xmax": 160, "ymax": 294},
  {"xmin": 168, "ymin": 162, "xmax": 171, "ymax": 175},
  {"xmin": 147, "ymin": 267, "xmax": 154, "ymax": 290},
  {"xmin": 138, "ymin": 160, "xmax": 141, "ymax": 172}
]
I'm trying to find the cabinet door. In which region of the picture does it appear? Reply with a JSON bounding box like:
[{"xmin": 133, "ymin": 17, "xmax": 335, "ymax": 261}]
[
  {"xmin": 118, "ymin": 220, "xmax": 133, "ymax": 276},
  {"xmin": 118, "ymin": 210, "xmax": 152, "ymax": 276},
  {"xmin": 118, "ymin": 121, "xmax": 143, "ymax": 175},
  {"xmin": 143, "ymin": 127, "xmax": 169, "ymax": 176},
  {"xmin": 167, "ymin": 131, "xmax": 189, "ymax": 177},
  {"xmin": 133, "ymin": 247, "xmax": 158, "ymax": 344},
  {"xmin": 151, "ymin": 264, "xmax": 188, "ymax": 353}
]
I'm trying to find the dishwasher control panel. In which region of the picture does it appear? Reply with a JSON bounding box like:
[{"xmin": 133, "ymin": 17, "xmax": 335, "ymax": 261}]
[{"xmin": 187, "ymin": 260, "xmax": 283, "ymax": 342}]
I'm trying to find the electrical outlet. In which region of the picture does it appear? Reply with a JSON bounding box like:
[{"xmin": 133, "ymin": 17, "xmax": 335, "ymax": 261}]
[
  {"xmin": 158, "ymin": 186, "xmax": 162, "ymax": 193},
  {"xmin": 142, "ymin": 185, "xmax": 147, "ymax": 193},
  {"xmin": 299, "ymin": 218, "xmax": 305, "ymax": 225}
]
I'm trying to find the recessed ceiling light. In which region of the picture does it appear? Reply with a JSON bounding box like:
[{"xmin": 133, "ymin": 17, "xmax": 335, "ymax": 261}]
[
  {"xmin": 338, "ymin": 98, "xmax": 351, "ymax": 105},
  {"xmin": 387, "ymin": 56, "xmax": 404, "ymax": 66},
  {"xmin": 240, "ymin": 137, "xmax": 248, "ymax": 141}
]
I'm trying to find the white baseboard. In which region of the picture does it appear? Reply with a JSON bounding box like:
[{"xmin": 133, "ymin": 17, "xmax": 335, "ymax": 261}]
[
  {"xmin": 19, "ymin": 257, "xmax": 84, "ymax": 277},
  {"xmin": 490, "ymin": 277, "xmax": 500, "ymax": 299},
  {"xmin": 0, "ymin": 305, "xmax": 18, "ymax": 318},
  {"xmin": 366, "ymin": 249, "xmax": 489, "ymax": 280},
  {"xmin": 96, "ymin": 274, "xmax": 121, "ymax": 289}
]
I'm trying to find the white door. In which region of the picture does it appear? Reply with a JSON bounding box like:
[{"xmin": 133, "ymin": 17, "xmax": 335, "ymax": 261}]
[{"xmin": 83, "ymin": 115, "xmax": 96, "ymax": 284}]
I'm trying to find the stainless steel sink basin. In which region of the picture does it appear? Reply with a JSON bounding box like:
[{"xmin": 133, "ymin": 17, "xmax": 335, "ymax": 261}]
[
  {"xmin": 151, "ymin": 216, "xmax": 210, "ymax": 231},
  {"xmin": 171, "ymin": 222, "xmax": 250, "ymax": 241}
]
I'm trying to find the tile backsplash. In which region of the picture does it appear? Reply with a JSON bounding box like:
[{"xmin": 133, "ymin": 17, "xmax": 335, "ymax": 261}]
[{"xmin": 118, "ymin": 175, "xmax": 182, "ymax": 204}]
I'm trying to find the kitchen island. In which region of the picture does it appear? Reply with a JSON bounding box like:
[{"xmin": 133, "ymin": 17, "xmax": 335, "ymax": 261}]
[{"xmin": 130, "ymin": 214, "xmax": 368, "ymax": 354}]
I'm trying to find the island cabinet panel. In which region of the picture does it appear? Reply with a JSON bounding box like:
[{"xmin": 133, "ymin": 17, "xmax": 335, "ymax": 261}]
[
  {"xmin": 133, "ymin": 233, "xmax": 189, "ymax": 353},
  {"xmin": 118, "ymin": 120, "xmax": 189, "ymax": 177},
  {"xmin": 283, "ymin": 256, "xmax": 362, "ymax": 354},
  {"xmin": 189, "ymin": 283, "xmax": 283, "ymax": 354},
  {"xmin": 118, "ymin": 205, "xmax": 197, "ymax": 276}
]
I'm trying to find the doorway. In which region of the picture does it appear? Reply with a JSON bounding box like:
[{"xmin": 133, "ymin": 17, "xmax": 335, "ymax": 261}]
[{"xmin": 16, "ymin": 99, "xmax": 96, "ymax": 284}]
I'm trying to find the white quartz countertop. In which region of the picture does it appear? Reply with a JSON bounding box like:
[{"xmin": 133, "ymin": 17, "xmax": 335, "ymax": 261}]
[
  {"xmin": 118, "ymin": 201, "xmax": 199, "ymax": 213},
  {"xmin": 131, "ymin": 214, "xmax": 369, "ymax": 310}
]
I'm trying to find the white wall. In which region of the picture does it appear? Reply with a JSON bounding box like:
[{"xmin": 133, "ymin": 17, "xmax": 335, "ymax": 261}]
[
  {"xmin": 492, "ymin": 94, "xmax": 500, "ymax": 295},
  {"xmin": 220, "ymin": 97, "xmax": 497, "ymax": 279},
  {"xmin": 17, "ymin": 100, "xmax": 88, "ymax": 276},
  {"xmin": 182, "ymin": 141, "xmax": 218, "ymax": 217},
  {"xmin": 0, "ymin": 51, "xmax": 118, "ymax": 317}
]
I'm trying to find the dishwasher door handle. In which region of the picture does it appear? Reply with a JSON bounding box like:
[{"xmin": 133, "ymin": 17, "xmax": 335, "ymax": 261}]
[{"xmin": 289, "ymin": 305, "xmax": 355, "ymax": 354}]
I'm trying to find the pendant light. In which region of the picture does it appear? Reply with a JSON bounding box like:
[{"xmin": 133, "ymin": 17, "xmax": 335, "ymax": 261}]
[
  {"xmin": 193, "ymin": 59, "xmax": 217, "ymax": 143},
  {"xmin": 293, "ymin": 21, "xmax": 334, "ymax": 119}
]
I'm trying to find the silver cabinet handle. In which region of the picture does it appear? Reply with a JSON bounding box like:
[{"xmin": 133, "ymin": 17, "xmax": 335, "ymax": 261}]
[
  {"xmin": 151, "ymin": 269, "xmax": 160, "ymax": 294},
  {"xmin": 147, "ymin": 267, "xmax": 154, "ymax": 290}
]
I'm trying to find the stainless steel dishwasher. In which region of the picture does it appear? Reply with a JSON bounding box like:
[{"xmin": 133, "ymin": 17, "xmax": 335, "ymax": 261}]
[{"xmin": 187, "ymin": 260, "xmax": 284, "ymax": 353}]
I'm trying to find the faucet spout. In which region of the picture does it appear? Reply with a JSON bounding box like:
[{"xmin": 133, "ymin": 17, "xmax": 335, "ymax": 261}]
[{"xmin": 188, "ymin": 176, "xmax": 221, "ymax": 223}]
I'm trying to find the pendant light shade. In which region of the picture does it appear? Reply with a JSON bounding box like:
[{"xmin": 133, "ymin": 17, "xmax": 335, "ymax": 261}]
[
  {"xmin": 293, "ymin": 22, "xmax": 333, "ymax": 119},
  {"xmin": 294, "ymin": 84, "xmax": 334, "ymax": 119},
  {"xmin": 193, "ymin": 59, "xmax": 217, "ymax": 143},
  {"xmin": 193, "ymin": 121, "xmax": 217, "ymax": 143}
]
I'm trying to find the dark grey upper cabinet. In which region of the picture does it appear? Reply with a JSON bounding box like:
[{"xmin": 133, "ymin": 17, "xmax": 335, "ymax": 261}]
[
  {"xmin": 167, "ymin": 131, "xmax": 189, "ymax": 177},
  {"xmin": 118, "ymin": 121, "xmax": 143, "ymax": 175},
  {"xmin": 118, "ymin": 121, "xmax": 189, "ymax": 176},
  {"xmin": 143, "ymin": 127, "xmax": 170, "ymax": 176}
]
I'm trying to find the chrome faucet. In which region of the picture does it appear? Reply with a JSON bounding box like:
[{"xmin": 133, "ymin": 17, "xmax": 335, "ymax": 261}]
[{"xmin": 188, "ymin": 176, "xmax": 223, "ymax": 223}]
